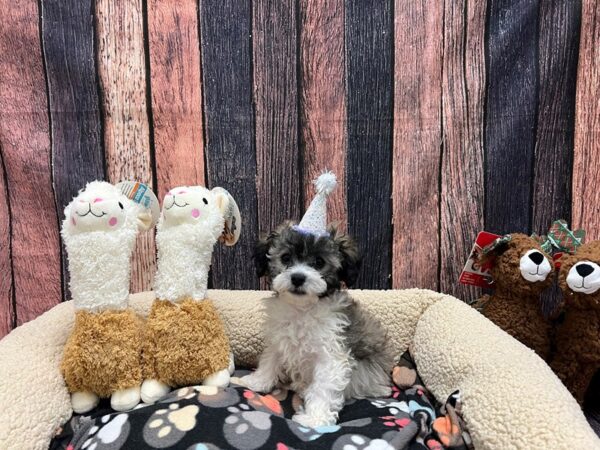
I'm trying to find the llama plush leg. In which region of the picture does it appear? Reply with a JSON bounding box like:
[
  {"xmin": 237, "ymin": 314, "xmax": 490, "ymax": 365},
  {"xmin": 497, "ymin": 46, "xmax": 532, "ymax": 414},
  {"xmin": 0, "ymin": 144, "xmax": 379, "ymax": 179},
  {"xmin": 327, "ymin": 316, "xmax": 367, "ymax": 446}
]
[
  {"xmin": 111, "ymin": 386, "xmax": 142, "ymax": 411},
  {"xmin": 141, "ymin": 379, "xmax": 171, "ymax": 404},
  {"xmin": 228, "ymin": 353, "xmax": 235, "ymax": 375},
  {"xmin": 71, "ymin": 391, "xmax": 99, "ymax": 414},
  {"xmin": 203, "ymin": 369, "xmax": 231, "ymax": 388}
]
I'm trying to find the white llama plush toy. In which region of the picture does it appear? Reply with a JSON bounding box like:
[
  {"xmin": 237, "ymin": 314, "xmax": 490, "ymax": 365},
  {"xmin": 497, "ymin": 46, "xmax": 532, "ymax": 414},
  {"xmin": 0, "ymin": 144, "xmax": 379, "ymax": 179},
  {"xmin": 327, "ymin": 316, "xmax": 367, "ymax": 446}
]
[
  {"xmin": 141, "ymin": 185, "xmax": 240, "ymax": 404},
  {"xmin": 60, "ymin": 181, "xmax": 154, "ymax": 413}
]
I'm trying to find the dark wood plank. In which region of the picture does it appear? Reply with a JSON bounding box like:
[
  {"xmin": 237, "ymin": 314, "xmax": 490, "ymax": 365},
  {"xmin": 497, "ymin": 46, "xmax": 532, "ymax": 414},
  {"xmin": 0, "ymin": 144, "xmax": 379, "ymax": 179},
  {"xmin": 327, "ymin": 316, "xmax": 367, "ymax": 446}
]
[
  {"xmin": 0, "ymin": 151, "xmax": 14, "ymax": 337},
  {"xmin": 41, "ymin": 0, "xmax": 105, "ymax": 301},
  {"xmin": 345, "ymin": 0, "xmax": 393, "ymax": 289},
  {"xmin": 392, "ymin": 0, "xmax": 443, "ymax": 290},
  {"xmin": 148, "ymin": 0, "xmax": 205, "ymax": 200},
  {"xmin": 533, "ymin": 0, "xmax": 580, "ymax": 234},
  {"xmin": 440, "ymin": 0, "xmax": 486, "ymax": 302},
  {"xmin": 572, "ymin": 0, "xmax": 600, "ymax": 239},
  {"xmin": 299, "ymin": 0, "xmax": 347, "ymax": 230},
  {"xmin": 200, "ymin": 0, "xmax": 259, "ymax": 289},
  {"xmin": 253, "ymin": 0, "xmax": 301, "ymax": 235},
  {"xmin": 0, "ymin": 0, "xmax": 62, "ymax": 325},
  {"xmin": 97, "ymin": 0, "xmax": 155, "ymax": 293},
  {"xmin": 484, "ymin": 0, "xmax": 539, "ymax": 234}
]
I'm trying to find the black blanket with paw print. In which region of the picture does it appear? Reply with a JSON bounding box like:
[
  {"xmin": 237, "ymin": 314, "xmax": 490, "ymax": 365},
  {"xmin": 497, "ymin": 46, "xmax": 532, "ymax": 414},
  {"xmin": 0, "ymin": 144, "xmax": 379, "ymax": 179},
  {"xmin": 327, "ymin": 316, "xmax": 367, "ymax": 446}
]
[{"xmin": 51, "ymin": 352, "xmax": 472, "ymax": 450}]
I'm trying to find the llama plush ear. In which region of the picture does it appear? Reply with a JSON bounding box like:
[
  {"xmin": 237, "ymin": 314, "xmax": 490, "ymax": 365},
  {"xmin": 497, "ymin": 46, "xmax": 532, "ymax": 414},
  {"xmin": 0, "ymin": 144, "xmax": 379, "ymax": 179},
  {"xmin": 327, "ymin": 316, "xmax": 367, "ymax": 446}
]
[
  {"xmin": 212, "ymin": 187, "xmax": 241, "ymax": 246},
  {"xmin": 137, "ymin": 209, "xmax": 153, "ymax": 231}
]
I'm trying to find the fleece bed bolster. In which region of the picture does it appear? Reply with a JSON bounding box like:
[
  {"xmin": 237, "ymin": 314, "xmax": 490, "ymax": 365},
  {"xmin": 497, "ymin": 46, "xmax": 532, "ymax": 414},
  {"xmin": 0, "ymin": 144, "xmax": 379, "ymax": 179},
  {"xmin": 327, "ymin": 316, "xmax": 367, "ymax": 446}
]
[{"xmin": 412, "ymin": 296, "xmax": 600, "ymax": 450}]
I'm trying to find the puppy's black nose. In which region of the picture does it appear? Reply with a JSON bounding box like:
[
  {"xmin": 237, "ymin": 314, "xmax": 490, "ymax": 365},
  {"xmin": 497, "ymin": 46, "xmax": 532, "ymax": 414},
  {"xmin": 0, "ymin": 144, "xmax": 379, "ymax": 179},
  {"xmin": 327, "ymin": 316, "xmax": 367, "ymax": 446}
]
[
  {"xmin": 528, "ymin": 251, "xmax": 544, "ymax": 265},
  {"xmin": 576, "ymin": 263, "xmax": 594, "ymax": 278},
  {"xmin": 291, "ymin": 273, "xmax": 306, "ymax": 287}
]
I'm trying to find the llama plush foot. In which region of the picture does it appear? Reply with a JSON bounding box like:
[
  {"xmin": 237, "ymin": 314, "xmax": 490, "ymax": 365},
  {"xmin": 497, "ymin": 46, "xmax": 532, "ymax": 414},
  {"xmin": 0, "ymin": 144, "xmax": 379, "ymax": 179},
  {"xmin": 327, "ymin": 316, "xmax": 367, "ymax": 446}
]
[
  {"xmin": 71, "ymin": 391, "xmax": 99, "ymax": 414},
  {"xmin": 141, "ymin": 379, "xmax": 171, "ymax": 404},
  {"xmin": 203, "ymin": 369, "xmax": 230, "ymax": 388},
  {"xmin": 111, "ymin": 386, "xmax": 141, "ymax": 411},
  {"xmin": 228, "ymin": 353, "xmax": 235, "ymax": 375}
]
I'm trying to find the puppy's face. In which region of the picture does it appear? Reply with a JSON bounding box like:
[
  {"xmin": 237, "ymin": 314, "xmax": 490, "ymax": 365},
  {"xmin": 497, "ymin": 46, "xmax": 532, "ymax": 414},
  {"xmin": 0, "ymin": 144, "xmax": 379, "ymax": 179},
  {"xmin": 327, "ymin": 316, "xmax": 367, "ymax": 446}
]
[{"xmin": 254, "ymin": 223, "xmax": 361, "ymax": 304}]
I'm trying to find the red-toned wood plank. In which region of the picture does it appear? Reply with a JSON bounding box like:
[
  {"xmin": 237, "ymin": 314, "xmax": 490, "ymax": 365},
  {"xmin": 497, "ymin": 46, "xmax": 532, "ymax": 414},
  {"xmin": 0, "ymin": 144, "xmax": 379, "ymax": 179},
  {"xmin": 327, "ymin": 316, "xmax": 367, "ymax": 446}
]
[
  {"xmin": 41, "ymin": 0, "xmax": 105, "ymax": 301},
  {"xmin": 0, "ymin": 0, "xmax": 62, "ymax": 325},
  {"xmin": 345, "ymin": 0, "xmax": 393, "ymax": 288},
  {"xmin": 392, "ymin": 0, "xmax": 443, "ymax": 290},
  {"xmin": 253, "ymin": 0, "xmax": 301, "ymax": 236},
  {"xmin": 299, "ymin": 0, "xmax": 347, "ymax": 230},
  {"xmin": 572, "ymin": 0, "xmax": 600, "ymax": 239},
  {"xmin": 439, "ymin": 0, "xmax": 486, "ymax": 303},
  {"xmin": 0, "ymin": 152, "xmax": 14, "ymax": 337},
  {"xmin": 97, "ymin": 0, "xmax": 155, "ymax": 292},
  {"xmin": 147, "ymin": 0, "xmax": 205, "ymax": 200}
]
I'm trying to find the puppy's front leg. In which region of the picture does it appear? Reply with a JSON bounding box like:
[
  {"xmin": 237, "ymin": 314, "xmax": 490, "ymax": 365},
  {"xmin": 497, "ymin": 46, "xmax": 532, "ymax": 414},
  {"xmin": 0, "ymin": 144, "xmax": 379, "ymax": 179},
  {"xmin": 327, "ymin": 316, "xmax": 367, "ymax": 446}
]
[
  {"xmin": 240, "ymin": 346, "xmax": 280, "ymax": 393},
  {"xmin": 293, "ymin": 360, "xmax": 350, "ymax": 428}
]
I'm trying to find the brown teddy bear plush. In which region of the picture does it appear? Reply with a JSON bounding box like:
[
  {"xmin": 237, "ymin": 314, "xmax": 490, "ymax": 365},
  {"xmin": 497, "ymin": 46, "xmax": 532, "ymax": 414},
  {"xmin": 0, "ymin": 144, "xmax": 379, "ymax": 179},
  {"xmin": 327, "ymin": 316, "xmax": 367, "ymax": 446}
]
[
  {"xmin": 551, "ymin": 241, "xmax": 600, "ymax": 404},
  {"xmin": 476, "ymin": 233, "xmax": 555, "ymax": 361}
]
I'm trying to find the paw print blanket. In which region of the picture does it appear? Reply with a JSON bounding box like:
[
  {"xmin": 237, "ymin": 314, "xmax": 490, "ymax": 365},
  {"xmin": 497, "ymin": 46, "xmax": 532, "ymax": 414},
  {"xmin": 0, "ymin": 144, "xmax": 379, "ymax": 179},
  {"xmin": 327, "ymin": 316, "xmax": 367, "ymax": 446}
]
[{"xmin": 50, "ymin": 351, "xmax": 471, "ymax": 450}]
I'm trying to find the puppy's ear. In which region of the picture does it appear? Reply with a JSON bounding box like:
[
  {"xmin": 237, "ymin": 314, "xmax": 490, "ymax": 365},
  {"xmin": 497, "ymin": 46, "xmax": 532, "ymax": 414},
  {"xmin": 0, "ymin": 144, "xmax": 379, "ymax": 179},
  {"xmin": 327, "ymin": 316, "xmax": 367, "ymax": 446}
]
[
  {"xmin": 331, "ymin": 227, "xmax": 362, "ymax": 287},
  {"xmin": 253, "ymin": 231, "xmax": 277, "ymax": 278}
]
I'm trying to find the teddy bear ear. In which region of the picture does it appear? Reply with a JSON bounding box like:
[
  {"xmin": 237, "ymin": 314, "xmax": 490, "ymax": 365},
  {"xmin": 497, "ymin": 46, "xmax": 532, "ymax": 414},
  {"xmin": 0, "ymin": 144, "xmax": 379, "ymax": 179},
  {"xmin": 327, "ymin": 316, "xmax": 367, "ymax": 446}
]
[{"xmin": 211, "ymin": 187, "xmax": 242, "ymax": 246}]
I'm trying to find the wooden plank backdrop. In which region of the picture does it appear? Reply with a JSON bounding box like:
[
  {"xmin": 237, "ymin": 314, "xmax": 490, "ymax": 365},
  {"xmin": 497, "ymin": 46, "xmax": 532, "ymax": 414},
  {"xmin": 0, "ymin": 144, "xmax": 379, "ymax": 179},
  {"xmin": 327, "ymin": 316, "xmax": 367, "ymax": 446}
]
[{"xmin": 0, "ymin": 0, "xmax": 597, "ymax": 337}]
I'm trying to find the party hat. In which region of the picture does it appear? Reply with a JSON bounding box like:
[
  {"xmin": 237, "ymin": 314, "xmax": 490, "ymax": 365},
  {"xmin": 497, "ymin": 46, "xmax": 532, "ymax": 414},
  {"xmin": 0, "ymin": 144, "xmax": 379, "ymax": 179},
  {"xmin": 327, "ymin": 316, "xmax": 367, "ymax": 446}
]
[{"xmin": 293, "ymin": 171, "xmax": 337, "ymax": 237}]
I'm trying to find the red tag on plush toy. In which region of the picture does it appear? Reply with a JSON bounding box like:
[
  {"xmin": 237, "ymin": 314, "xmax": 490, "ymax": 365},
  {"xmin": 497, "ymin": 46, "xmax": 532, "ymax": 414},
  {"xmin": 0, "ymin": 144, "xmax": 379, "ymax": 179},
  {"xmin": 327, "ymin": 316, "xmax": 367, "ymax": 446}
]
[{"xmin": 459, "ymin": 231, "xmax": 502, "ymax": 288}]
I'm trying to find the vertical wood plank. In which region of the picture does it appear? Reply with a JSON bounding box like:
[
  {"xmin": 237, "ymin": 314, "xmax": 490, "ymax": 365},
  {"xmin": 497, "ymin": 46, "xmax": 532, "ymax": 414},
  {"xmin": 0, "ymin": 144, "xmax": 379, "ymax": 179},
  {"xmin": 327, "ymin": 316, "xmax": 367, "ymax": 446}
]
[
  {"xmin": 147, "ymin": 0, "xmax": 205, "ymax": 200},
  {"xmin": 533, "ymin": 0, "xmax": 580, "ymax": 234},
  {"xmin": 392, "ymin": 0, "xmax": 443, "ymax": 290},
  {"xmin": 0, "ymin": 0, "xmax": 62, "ymax": 325},
  {"xmin": 345, "ymin": 0, "xmax": 393, "ymax": 289},
  {"xmin": 299, "ymin": 0, "xmax": 347, "ymax": 229},
  {"xmin": 96, "ymin": 0, "xmax": 155, "ymax": 292},
  {"xmin": 484, "ymin": 0, "xmax": 539, "ymax": 234},
  {"xmin": 440, "ymin": 0, "xmax": 486, "ymax": 302},
  {"xmin": 253, "ymin": 0, "xmax": 301, "ymax": 236},
  {"xmin": 200, "ymin": 0, "xmax": 259, "ymax": 289},
  {"xmin": 41, "ymin": 0, "xmax": 105, "ymax": 301},
  {"xmin": 572, "ymin": 0, "xmax": 600, "ymax": 239},
  {"xmin": 0, "ymin": 152, "xmax": 14, "ymax": 337}
]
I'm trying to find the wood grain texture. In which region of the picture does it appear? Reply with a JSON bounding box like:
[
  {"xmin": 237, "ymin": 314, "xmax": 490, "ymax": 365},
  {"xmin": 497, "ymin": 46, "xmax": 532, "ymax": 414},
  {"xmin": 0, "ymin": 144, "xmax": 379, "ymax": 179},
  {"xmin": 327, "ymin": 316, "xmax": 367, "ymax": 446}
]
[
  {"xmin": 0, "ymin": 151, "xmax": 14, "ymax": 337},
  {"xmin": 533, "ymin": 0, "xmax": 580, "ymax": 235},
  {"xmin": 96, "ymin": 0, "xmax": 155, "ymax": 292},
  {"xmin": 253, "ymin": 0, "xmax": 301, "ymax": 235},
  {"xmin": 148, "ymin": 0, "xmax": 205, "ymax": 200},
  {"xmin": 41, "ymin": 0, "xmax": 105, "ymax": 300},
  {"xmin": 440, "ymin": 0, "xmax": 486, "ymax": 302},
  {"xmin": 484, "ymin": 0, "xmax": 539, "ymax": 234},
  {"xmin": 345, "ymin": 0, "xmax": 393, "ymax": 289},
  {"xmin": 0, "ymin": 0, "xmax": 62, "ymax": 325},
  {"xmin": 299, "ymin": 0, "xmax": 347, "ymax": 229},
  {"xmin": 200, "ymin": 0, "xmax": 259, "ymax": 289},
  {"xmin": 392, "ymin": 0, "xmax": 443, "ymax": 290},
  {"xmin": 572, "ymin": 0, "xmax": 600, "ymax": 239}
]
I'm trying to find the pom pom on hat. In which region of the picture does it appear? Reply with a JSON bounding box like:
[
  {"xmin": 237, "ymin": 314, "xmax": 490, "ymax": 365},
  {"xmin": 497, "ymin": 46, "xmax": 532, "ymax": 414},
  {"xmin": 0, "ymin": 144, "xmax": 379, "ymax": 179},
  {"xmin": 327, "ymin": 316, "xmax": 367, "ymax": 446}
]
[{"xmin": 293, "ymin": 171, "xmax": 337, "ymax": 237}]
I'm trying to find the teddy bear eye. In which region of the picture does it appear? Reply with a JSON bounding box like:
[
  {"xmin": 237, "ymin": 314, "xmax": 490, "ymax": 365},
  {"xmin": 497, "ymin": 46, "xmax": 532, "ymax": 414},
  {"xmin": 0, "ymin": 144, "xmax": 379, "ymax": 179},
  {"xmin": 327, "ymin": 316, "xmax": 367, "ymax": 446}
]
[
  {"xmin": 281, "ymin": 253, "xmax": 291, "ymax": 264},
  {"xmin": 118, "ymin": 202, "xmax": 124, "ymax": 210},
  {"xmin": 314, "ymin": 256, "xmax": 325, "ymax": 269},
  {"xmin": 202, "ymin": 198, "xmax": 208, "ymax": 205}
]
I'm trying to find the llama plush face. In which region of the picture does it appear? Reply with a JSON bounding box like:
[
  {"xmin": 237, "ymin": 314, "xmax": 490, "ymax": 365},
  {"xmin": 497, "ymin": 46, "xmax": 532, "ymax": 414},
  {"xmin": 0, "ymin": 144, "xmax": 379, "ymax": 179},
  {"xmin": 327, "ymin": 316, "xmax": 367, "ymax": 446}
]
[{"xmin": 63, "ymin": 181, "xmax": 152, "ymax": 235}]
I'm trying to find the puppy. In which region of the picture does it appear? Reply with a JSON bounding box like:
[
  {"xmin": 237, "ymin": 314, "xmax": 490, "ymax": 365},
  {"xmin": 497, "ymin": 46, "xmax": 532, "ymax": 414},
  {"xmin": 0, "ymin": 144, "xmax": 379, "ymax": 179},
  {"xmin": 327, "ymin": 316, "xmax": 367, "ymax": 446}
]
[{"xmin": 240, "ymin": 222, "xmax": 394, "ymax": 428}]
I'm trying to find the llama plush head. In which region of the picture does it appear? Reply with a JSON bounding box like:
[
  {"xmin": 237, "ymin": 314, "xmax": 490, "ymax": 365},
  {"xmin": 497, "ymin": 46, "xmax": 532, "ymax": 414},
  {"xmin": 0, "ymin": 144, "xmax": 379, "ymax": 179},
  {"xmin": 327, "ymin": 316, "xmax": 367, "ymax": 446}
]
[
  {"xmin": 154, "ymin": 185, "xmax": 240, "ymax": 301},
  {"xmin": 62, "ymin": 181, "xmax": 154, "ymax": 311}
]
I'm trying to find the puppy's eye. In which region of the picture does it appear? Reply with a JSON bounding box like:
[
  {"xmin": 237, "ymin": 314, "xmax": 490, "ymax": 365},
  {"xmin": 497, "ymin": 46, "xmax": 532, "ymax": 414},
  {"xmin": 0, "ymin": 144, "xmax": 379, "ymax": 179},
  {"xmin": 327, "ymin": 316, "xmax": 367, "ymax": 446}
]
[
  {"xmin": 314, "ymin": 256, "xmax": 325, "ymax": 269},
  {"xmin": 281, "ymin": 253, "xmax": 291, "ymax": 265},
  {"xmin": 118, "ymin": 202, "xmax": 124, "ymax": 210},
  {"xmin": 202, "ymin": 198, "xmax": 208, "ymax": 205}
]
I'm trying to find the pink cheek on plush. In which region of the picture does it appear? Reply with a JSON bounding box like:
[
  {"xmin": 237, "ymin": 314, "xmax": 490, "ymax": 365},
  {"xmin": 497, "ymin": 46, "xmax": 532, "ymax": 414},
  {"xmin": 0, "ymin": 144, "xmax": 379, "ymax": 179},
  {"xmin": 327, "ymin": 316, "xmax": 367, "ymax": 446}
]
[
  {"xmin": 108, "ymin": 217, "xmax": 118, "ymax": 227},
  {"xmin": 191, "ymin": 208, "xmax": 200, "ymax": 218}
]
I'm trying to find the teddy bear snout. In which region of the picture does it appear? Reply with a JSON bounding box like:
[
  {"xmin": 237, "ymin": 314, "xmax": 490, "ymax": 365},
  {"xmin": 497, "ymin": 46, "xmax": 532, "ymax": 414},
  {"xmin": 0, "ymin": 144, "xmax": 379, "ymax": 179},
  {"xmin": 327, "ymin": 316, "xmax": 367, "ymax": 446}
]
[
  {"xmin": 519, "ymin": 249, "xmax": 552, "ymax": 282},
  {"xmin": 575, "ymin": 263, "xmax": 594, "ymax": 278},
  {"xmin": 528, "ymin": 251, "xmax": 544, "ymax": 265},
  {"xmin": 566, "ymin": 261, "xmax": 600, "ymax": 294}
]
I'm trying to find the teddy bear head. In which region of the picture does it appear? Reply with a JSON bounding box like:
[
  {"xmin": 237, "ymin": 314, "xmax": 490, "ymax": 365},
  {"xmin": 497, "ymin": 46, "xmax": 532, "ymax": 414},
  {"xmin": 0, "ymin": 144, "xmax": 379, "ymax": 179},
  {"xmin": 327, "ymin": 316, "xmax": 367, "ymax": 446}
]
[
  {"xmin": 557, "ymin": 241, "xmax": 600, "ymax": 308},
  {"xmin": 480, "ymin": 233, "xmax": 555, "ymax": 297},
  {"xmin": 62, "ymin": 181, "xmax": 152, "ymax": 236}
]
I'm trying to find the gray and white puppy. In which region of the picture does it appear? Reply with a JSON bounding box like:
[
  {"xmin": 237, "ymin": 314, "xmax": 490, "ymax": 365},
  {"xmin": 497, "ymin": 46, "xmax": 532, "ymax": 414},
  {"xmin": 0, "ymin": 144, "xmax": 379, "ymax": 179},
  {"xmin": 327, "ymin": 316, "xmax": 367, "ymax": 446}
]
[{"xmin": 240, "ymin": 222, "xmax": 394, "ymax": 428}]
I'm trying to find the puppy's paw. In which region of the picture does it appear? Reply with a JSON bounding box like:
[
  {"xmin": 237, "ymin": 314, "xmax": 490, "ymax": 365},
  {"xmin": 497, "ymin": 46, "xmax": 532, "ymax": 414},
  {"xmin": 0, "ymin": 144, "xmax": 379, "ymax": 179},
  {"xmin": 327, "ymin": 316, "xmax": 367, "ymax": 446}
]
[
  {"xmin": 292, "ymin": 412, "xmax": 336, "ymax": 429},
  {"xmin": 239, "ymin": 373, "xmax": 275, "ymax": 393}
]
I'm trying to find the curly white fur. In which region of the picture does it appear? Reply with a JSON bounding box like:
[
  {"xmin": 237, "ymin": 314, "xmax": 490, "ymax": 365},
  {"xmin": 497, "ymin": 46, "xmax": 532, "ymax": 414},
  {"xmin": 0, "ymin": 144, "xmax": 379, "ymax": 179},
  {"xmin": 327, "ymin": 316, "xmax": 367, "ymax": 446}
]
[{"xmin": 61, "ymin": 181, "xmax": 149, "ymax": 311}]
